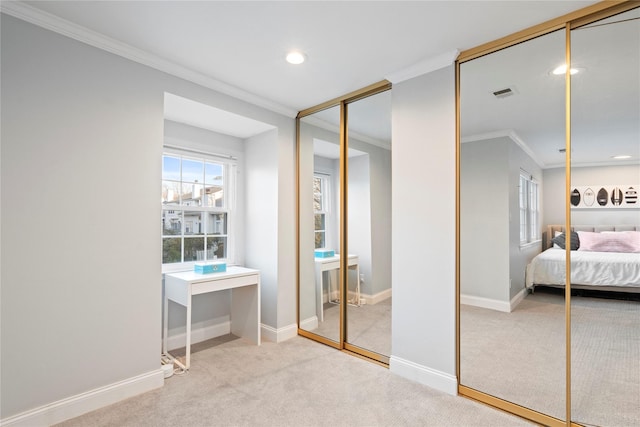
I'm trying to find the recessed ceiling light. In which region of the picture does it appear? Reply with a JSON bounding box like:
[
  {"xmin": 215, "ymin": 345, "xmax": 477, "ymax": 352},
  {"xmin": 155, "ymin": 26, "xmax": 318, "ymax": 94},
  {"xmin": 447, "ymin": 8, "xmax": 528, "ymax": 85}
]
[
  {"xmin": 612, "ymin": 155, "xmax": 632, "ymax": 159},
  {"xmin": 286, "ymin": 51, "xmax": 306, "ymax": 65},
  {"xmin": 552, "ymin": 64, "xmax": 580, "ymax": 75}
]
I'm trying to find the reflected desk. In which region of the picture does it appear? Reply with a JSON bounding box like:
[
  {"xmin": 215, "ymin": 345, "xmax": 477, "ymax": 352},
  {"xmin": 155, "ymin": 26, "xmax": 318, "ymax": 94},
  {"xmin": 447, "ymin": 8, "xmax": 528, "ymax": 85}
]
[
  {"xmin": 314, "ymin": 254, "xmax": 359, "ymax": 322},
  {"xmin": 163, "ymin": 266, "xmax": 260, "ymax": 370}
]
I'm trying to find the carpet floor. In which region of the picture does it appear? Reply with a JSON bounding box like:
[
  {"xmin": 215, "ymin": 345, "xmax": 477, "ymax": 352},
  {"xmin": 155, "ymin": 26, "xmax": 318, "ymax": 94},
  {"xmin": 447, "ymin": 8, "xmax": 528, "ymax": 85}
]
[
  {"xmin": 461, "ymin": 288, "xmax": 639, "ymax": 427},
  {"xmin": 56, "ymin": 335, "xmax": 533, "ymax": 427}
]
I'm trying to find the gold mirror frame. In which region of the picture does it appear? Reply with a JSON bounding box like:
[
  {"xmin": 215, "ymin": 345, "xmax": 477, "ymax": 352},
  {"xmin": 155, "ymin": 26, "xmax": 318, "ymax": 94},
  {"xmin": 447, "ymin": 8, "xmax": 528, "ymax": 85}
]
[
  {"xmin": 456, "ymin": 1, "xmax": 639, "ymax": 426},
  {"xmin": 297, "ymin": 80, "xmax": 392, "ymax": 366}
]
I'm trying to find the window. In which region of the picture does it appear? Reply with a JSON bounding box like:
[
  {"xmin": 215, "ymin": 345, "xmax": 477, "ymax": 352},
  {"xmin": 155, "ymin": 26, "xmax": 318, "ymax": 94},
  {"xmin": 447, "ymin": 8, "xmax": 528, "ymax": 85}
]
[
  {"xmin": 162, "ymin": 151, "xmax": 234, "ymax": 266},
  {"xmin": 519, "ymin": 171, "xmax": 540, "ymax": 245},
  {"xmin": 313, "ymin": 174, "xmax": 329, "ymax": 249}
]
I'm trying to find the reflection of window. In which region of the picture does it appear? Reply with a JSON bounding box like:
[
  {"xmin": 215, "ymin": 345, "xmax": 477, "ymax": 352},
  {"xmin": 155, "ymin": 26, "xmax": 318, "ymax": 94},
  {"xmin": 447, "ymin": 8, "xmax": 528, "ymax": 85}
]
[
  {"xmin": 314, "ymin": 174, "xmax": 329, "ymax": 249},
  {"xmin": 162, "ymin": 151, "xmax": 232, "ymax": 265},
  {"xmin": 519, "ymin": 171, "xmax": 540, "ymax": 245}
]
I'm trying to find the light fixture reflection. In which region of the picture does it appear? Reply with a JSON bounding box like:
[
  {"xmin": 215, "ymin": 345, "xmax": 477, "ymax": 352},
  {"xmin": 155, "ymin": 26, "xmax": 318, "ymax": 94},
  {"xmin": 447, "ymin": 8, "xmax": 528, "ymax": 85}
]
[
  {"xmin": 286, "ymin": 51, "xmax": 306, "ymax": 65},
  {"xmin": 612, "ymin": 155, "xmax": 632, "ymax": 159},
  {"xmin": 552, "ymin": 64, "xmax": 579, "ymax": 75}
]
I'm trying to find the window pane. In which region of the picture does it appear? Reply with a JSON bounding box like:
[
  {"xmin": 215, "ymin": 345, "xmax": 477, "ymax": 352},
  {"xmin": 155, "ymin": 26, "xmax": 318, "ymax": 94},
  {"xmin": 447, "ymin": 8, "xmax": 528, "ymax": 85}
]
[
  {"xmin": 162, "ymin": 237, "xmax": 182, "ymax": 264},
  {"xmin": 181, "ymin": 183, "xmax": 204, "ymax": 207},
  {"xmin": 162, "ymin": 180, "xmax": 180, "ymax": 204},
  {"xmin": 206, "ymin": 236, "xmax": 226, "ymax": 259},
  {"xmin": 183, "ymin": 211, "xmax": 203, "ymax": 235},
  {"xmin": 204, "ymin": 186, "xmax": 224, "ymax": 207},
  {"xmin": 315, "ymin": 231, "xmax": 325, "ymax": 249},
  {"xmin": 313, "ymin": 177, "xmax": 323, "ymax": 211},
  {"xmin": 206, "ymin": 212, "xmax": 227, "ymax": 235},
  {"xmin": 205, "ymin": 162, "xmax": 223, "ymax": 186},
  {"xmin": 182, "ymin": 159, "xmax": 204, "ymax": 183},
  {"xmin": 184, "ymin": 237, "xmax": 205, "ymax": 261},
  {"xmin": 162, "ymin": 156, "xmax": 180, "ymax": 181},
  {"xmin": 162, "ymin": 210, "xmax": 182, "ymax": 236},
  {"xmin": 314, "ymin": 213, "xmax": 325, "ymax": 231}
]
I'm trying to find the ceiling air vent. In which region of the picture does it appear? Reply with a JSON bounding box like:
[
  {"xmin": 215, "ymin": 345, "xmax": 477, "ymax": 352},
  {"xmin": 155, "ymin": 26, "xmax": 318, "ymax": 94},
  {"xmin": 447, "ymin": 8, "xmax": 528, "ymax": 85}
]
[{"xmin": 492, "ymin": 86, "xmax": 517, "ymax": 99}]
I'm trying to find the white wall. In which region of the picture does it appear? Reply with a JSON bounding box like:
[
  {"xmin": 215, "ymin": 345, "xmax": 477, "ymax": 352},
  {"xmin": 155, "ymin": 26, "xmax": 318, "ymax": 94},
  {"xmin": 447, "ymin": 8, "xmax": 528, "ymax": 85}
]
[
  {"xmin": 0, "ymin": 14, "xmax": 296, "ymax": 422},
  {"xmin": 390, "ymin": 66, "xmax": 457, "ymax": 394},
  {"xmin": 244, "ymin": 129, "xmax": 279, "ymax": 329},
  {"xmin": 544, "ymin": 164, "xmax": 640, "ymax": 226}
]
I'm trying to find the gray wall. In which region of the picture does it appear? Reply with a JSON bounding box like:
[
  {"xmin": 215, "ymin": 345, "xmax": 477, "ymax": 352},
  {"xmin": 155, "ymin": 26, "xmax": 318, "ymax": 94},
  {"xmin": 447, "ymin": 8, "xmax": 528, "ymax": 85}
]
[
  {"xmin": 391, "ymin": 66, "xmax": 457, "ymax": 391},
  {"xmin": 1, "ymin": 14, "xmax": 296, "ymax": 418},
  {"xmin": 460, "ymin": 138, "xmax": 510, "ymax": 301},
  {"xmin": 460, "ymin": 136, "xmax": 543, "ymax": 303}
]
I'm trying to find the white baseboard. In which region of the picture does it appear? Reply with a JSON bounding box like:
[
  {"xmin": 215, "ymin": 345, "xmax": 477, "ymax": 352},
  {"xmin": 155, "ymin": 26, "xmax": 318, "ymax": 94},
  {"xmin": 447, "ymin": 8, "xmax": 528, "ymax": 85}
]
[
  {"xmin": 361, "ymin": 288, "xmax": 392, "ymax": 305},
  {"xmin": 166, "ymin": 316, "xmax": 230, "ymax": 350},
  {"xmin": 509, "ymin": 287, "xmax": 527, "ymax": 311},
  {"xmin": 299, "ymin": 316, "xmax": 318, "ymax": 331},
  {"xmin": 461, "ymin": 288, "xmax": 528, "ymax": 313},
  {"xmin": 389, "ymin": 356, "xmax": 457, "ymax": 396},
  {"xmin": 460, "ymin": 294, "xmax": 510, "ymax": 313},
  {"xmin": 0, "ymin": 370, "xmax": 164, "ymax": 427},
  {"xmin": 261, "ymin": 322, "xmax": 298, "ymax": 343}
]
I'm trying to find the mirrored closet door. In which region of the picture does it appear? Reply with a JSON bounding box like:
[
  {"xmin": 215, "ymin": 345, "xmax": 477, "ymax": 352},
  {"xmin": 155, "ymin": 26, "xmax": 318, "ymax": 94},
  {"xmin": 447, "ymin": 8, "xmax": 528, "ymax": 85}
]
[
  {"xmin": 570, "ymin": 8, "xmax": 640, "ymax": 426},
  {"xmin": 458, "ymin": 3, "xmax": 639, "ymax": 426},
  {"xmin": 459, "ymin": 28, "xmax": 567, "ymax": 423},
  {"xmin": 298, "ymin": 105, "xmax": 342, "ymax": 345},
  {"xmin": 345, "ymin": 90, "xmax": 392, "ymax": 360},
  {"xmin": 297, "ymin": 82, "xmax": 392, "ymax": 363}
]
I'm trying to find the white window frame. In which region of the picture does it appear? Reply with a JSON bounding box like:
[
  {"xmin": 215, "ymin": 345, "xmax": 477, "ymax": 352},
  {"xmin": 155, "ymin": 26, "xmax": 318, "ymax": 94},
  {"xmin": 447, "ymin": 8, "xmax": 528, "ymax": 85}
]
[
  {"xmin": 162, "ymin": 148, "xmax": 237, "ymax": 273},
  {"xmin": 519, "ymin": 170, "xmax": 540, "ymax": 246}
]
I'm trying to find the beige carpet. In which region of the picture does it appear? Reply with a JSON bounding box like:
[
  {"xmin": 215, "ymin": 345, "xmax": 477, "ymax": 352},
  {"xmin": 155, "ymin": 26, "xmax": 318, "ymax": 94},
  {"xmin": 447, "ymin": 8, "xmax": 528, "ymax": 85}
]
[
  {"xmin": 461, "ymin": 289, "xmax": 639, "ymax": 426},
  {"xmin": 56, "ymin": 335, "xmax": 532, "ymax": 427}
]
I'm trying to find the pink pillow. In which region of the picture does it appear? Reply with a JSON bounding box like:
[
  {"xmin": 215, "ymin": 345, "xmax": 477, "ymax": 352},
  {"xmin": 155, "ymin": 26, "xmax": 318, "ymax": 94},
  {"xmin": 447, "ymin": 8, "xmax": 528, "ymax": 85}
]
[{"xmin": 577, "ymin": 231, "xmax": 640, "ymax": 253}]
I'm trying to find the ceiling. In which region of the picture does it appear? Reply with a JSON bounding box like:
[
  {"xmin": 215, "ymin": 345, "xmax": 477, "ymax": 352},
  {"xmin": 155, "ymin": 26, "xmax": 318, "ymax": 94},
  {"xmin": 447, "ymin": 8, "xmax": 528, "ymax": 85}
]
[
  {"xmin": 10, "ymin": 0, "xmax": 600, "ymax": 115},
  {"xmin": 4, "ymin": 1, "xmax": 637, "ymax": 167}
]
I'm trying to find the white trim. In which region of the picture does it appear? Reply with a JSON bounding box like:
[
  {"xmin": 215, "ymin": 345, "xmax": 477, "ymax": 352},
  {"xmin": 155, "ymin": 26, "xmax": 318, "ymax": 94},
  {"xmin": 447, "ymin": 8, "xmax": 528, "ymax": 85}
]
[
  {"xmin": 299, "ymin": 316, "xmax": 319, "ymax": 332},
  {"xmin": 460, "ymin": 294, "xmax": 510, "ymax": 313},
  {"xmin": 509, "ymin": 287, "xmax": 528, "ymax": 311},
  {"xmin": 0, "ymin": 1, "xmax": 297, "ymax": 118},
  {"xmin": 462, "ymin": 129, "xmax": 545, "ymax": 169},
  {"xmin": 460, "ymin": 287, "xmax": 528, "ymax": 313},
  {"xmin": 166, "ymin": 317, "xmax": 231, "ymax": 351},
  {"xmin": 0, "ymin": 370, "xmax": 163, "ymax": 427},
  {"xmin": 389, "ymin": 356, "xmax": 457, "ymax": 396},
  {"xmin": 360, "ymin": 287, "xmax": 392, "ymax": 305},
  {"xmin": 386, "ymin": 49, "xmax": 459, "ymax": 84},
  {"xmin": 261, "ymin": 323, "xmax": 298, "ymax": 343}
]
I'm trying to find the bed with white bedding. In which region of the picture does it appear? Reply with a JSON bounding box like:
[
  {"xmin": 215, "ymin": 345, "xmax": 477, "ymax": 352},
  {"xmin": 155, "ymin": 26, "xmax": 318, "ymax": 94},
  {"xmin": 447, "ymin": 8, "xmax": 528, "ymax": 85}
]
[{"xmin": 525, "ymin": 225, "xmax": 640, "ymax": 293}]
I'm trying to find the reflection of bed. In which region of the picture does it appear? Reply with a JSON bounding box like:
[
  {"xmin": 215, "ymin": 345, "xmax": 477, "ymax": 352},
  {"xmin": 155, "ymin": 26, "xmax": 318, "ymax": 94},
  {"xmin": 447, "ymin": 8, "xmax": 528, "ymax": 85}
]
[{"xmin": 526, "ymin": 225, "xmax": 640, "ymax": 293}]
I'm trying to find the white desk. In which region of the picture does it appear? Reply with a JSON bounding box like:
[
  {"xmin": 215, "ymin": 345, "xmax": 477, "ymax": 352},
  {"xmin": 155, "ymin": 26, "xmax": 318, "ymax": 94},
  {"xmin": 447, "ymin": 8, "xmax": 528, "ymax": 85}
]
[
  {"xmin": 314, "ymin": 254, "xmax": 359, "ymax": 322},
  {"xmin": 163, "ymin": 266, "xmax": 260, "ymax": 370}
]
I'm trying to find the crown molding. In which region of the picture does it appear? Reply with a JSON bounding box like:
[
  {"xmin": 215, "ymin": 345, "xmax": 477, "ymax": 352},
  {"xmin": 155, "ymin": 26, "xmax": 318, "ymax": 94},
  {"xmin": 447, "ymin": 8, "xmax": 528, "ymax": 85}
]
[
  {"xmin": 0, "ymin": 1, "xmax": 298, "ymax": 118},
  {"xmin": 462, "ymin": 129, "xmax": 546, "ymax": 169},
  {"xmin": 386, "ymin": 49, "xmax": 459, "ymax": 84}
]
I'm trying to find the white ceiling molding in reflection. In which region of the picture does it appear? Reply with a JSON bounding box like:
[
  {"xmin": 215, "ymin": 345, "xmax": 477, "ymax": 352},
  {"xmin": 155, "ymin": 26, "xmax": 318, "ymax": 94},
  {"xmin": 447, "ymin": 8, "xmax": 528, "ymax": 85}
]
[
  {"xmin": 0, "ymin": 1, "xmax": 298, "ymax": 118},
  {"xmin": 386, "ymin": 49, "xmax": 460, "ymax": 84},
  {"xmin": 462, "ymin": 129, "xmax": 546, "ymax": 169},
  {"xmin": 303, "ymin": 116, "xmax": 390, "ymax": 151}
]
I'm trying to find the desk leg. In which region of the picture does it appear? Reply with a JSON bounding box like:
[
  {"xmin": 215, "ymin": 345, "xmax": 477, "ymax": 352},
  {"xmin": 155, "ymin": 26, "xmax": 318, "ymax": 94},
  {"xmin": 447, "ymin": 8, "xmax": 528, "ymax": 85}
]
[
  {"xmin": 355, "ymin": 264, "xmax": 361, "ymax": 305},
  {"xmin": 185, "ymin": 295, "xmax": 192, "ymax": 370},
  {"xmin": 231, "ymin": 284, "xmax": 261, "ymax": 345},
  {"xmin": 315, "ymin": 267, "xmax": 324, "ymax": 322},
  {"xmin": 162, "ymin": 295, "xmax": 168, "ymax": 355}
]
